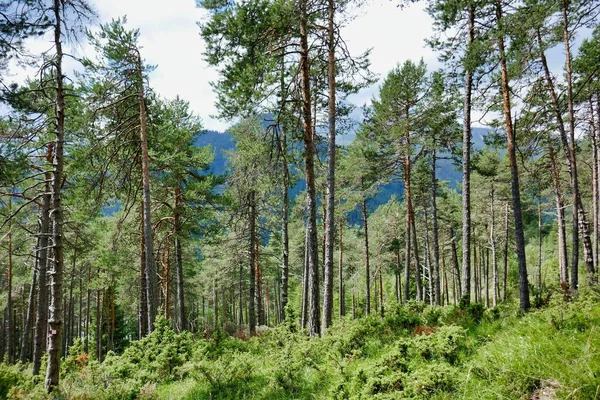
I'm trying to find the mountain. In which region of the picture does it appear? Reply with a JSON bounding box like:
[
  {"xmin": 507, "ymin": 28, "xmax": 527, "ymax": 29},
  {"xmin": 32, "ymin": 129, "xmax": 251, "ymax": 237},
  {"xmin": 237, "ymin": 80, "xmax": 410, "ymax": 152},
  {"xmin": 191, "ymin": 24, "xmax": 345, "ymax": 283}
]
[{"xmin": 195, "ymin": 127, "xmax": 490, "ymax": 223}]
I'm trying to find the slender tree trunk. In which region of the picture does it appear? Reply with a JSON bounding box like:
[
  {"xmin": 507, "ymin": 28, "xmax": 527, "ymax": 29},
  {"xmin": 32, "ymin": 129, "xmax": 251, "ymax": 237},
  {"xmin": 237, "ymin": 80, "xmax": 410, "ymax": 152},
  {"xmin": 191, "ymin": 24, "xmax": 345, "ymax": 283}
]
[
  {"xmin": 95, "ymin": 288, "xmax": 102, "ymax": 362},
  {"xmin": 20, "ymin": 247, "xmax": 37, "ymax": 363},
  {"xmin": 424, "ymin": 211, "xmax": 433, "ymax": 305},
  {"xmin": 490, "ymin": 185, "xmax": 499, "ymax": 307},
  {"xmin": 548, "ymin": 144, "xmax": 569, "ymax": 284},
  {"xmin": 339, "ymin": 218, "xmax": 345, "ymax": 318},
  {"xmin": 474, "ymin": 241, "xmax": 479, "ymax": 303},
  {"xmin": 484, "ymin": 247, "xmax": 489, "ymax": 307},
  {"xmin": 538, "ymin": 198, "xmax": 543, "ymax": 296},
  {"xmin": 255, "ymin": 233, "xmax": 264, "ymax": 326},
  {"xmin": 497, "ymin": 0, "xmax": 530, "ymax": 312},
  {"xmin": 174, "ymin": 185, "xmax": 186, "ymax": 331},
  {"xmin": 5, "ymin": 199, "xmax": 14, "ymax": 363},
  {"xmin": 562, "ymin": 2, "xmax": 595, "ymax": 286},
  {"xmin": 590, "ymin": 97, "xmax": 599, "ymax": 270},
  {"xmin": 450, "ymin": 228, "xmax": 461, "ymax": 304},
  {"xmin": 431, "ymin": 150, "xmax": 441, "ymax": 305},
  {"xmin": 395, "ymin": 244, "xmax": 401, "ymax": 304},
  {"xmin": 46, "ymin": 0, "xmax": 66, "ymax": 387},
  {"xmin": 85, "ymin": 264, "xmax": 91, "ymax": 353},
  {"xmin": 238, "ymin": 262, "xmax": 243, "ymax": 326},
  {"xmin": 362, "ymin": 188, "xmax": 371, "ymax": 315},
  {"xmin": 301, "ymin": 225, "xmax": 308, "ymax": 329},
  {"xmin": 164, "ymin": 244, "xmax": 170, "ymax": 319},
  {"xmin": 212, "ymin": 279, "xmax": 218, "ymax": 329},
  {"xmin": 404, "ymin": 195, "xmax": 412, "ymax": 303},
  {"xmin": 461, "ymin": 5, "xmax": 475, "ymax": 306},
  {"xmin": 442, "ymin": 248, "xmax": 449, "ymax": 306},
  {"xmin": 321, "ymin": 0, "xmax": 336, "ymax": 333},
  {"xmin": 249, "ymin": 191, "xmax": 257, "ymax": 334},
  {"xmin": 411, "ymin": 209, "xmax": 422, "ymax": 301},
  {"xmin": 136, "ymin": 52, "xmax": 158, "ymax": 332},
  {"xmin": 33, "ymin": 153, "xmax": 51, "ymax": 374},
  {"xmin": 280, "ymin": 115, "xmax": 290, "ymax": 321},
  {"xmin": 139, "ymin": 208, "xmax": 148, "ymax": 338},
  {"xmin": 299, "ymin": 0, "xmax": 320, "ymax": 336}
]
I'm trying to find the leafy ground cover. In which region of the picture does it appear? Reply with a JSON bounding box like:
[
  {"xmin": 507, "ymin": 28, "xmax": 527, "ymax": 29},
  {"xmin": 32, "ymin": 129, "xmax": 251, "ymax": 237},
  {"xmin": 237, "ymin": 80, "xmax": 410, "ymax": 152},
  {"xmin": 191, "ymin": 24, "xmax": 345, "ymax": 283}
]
[{"xmin": 2, "ymin": 289, "xmax": 599, "ymax": 399}]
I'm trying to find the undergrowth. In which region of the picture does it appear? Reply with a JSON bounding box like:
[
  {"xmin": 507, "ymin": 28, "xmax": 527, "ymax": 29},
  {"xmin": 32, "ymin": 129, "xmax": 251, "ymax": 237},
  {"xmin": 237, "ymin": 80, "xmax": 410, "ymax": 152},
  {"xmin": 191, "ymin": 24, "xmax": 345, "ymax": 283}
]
[{"xmin": 2, "ymin": 289, "xmax": 599, "ymax": 399}]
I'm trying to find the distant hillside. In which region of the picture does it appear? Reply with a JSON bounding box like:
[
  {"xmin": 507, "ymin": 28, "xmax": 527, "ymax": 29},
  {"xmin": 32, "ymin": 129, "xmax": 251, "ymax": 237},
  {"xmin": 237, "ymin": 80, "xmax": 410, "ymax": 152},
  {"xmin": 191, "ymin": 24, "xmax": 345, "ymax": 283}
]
[{"xmin": 195, "ymin": 127, "xmax": 490, "ymax": 222}]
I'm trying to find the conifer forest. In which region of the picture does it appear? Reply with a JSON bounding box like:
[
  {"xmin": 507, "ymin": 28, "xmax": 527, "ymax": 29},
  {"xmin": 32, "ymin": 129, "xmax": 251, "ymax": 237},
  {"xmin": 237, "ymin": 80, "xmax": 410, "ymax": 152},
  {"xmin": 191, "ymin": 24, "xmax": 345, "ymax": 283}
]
[{"xmin": 1, "ymin": 0, "xmax": 600, "ymax": 398}]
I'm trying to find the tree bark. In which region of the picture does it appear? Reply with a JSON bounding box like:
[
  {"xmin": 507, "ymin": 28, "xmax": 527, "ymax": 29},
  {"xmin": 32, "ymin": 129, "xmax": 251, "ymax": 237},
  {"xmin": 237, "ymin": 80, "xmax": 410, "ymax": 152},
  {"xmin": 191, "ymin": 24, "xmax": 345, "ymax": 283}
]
[
  {"xmin": 503, "ymin": 202, "xmax": 509, "ymax": 301},
  {"xmin": 5, "ymin": 199, "xmax": 14, "ymax": 363},
  {"xmin": 490, "ymin": 184, "xmax": 499, "ymax": 307},
  {"xmin": 496, "ymin": 0, "xmax": 530, "ymax": 312},
  {"xmin": 362, "ymin": 184, "xmax": 371, "ymax": 315},
  {"xmin": 136, "ymin": 51, "xmax": 158, "ymax": 332},
  {"xmin": 548, "ymin": 144, "xmax": 569, "ymax": 284},
  {"xmin": 431, "ymin": 150, "xmax": 441, "ymax": 305},
  {"xmin": 411, "ymin": 208, "xmax": 422, "ymax": 301},
  {"xmin": 280, "ymin": 113, "xmax": 289, "ymax": 322},
  {"xmin": 139, "ymin": 207, "xmax": 148, "ymax": 338},
  {"xmin": 590, "ymin": 97, "xmax": 599, "ymax": 271},
  {"xmin": 248, "ymin": 191, "xmax": 257, "ymax": 334},
  {"xmin": 174, "ymin": 185, "xmax": 186, "ymax": 331},
  {"xmin": 20, "ymin": 246, "xmax": 37, "ymax": 363},
  {"xmin": 33, "ymin": 181, "xmax": 52, "ymax": 373},
  {"xmin": 255, "ymin": 232, "xmax": 264, "ymax": 326},
  {"xmin": 321, "ymin": 0, "xmax": 336, "ymax": 333},
  {"xmin": 461, "ymin": 4, "xmax": 475, "ymax": 306},
  {"xmin": 538, "ymin": 198, "xmax": 543, "ymax": 295},
  {"xmin": 339, "ymin": 218, "xmax": 345, "ymax": 317},
  {"xmin": 300, "ymin": 0, "xmax": 320, "ymax": 336},
  {"xmin": 46, "ymin": 0, "xmax": 66, "ymax": 387}
]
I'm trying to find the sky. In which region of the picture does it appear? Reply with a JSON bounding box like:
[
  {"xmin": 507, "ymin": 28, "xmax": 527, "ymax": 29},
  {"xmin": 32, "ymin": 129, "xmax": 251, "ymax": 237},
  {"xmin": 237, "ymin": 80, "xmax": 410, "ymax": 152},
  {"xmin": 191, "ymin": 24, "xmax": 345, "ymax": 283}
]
[
  {"xmin": 5, "ymin": 0, "xmax": 587, "ymax": 136},
  {"xmin": 90, "ymin": 0, "xmax": 438, "ymax": 133},
  {"xmin": 54, "ymin": 0, "xmax": 437, "ymax": 133}
]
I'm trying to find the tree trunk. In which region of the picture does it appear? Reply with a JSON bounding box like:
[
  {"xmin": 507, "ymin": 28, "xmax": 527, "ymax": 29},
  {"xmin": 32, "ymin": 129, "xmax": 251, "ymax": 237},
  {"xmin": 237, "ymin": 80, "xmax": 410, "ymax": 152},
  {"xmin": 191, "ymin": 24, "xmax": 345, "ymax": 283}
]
[
  {"xmin": 301, "ymin": 224, "xmax": 308, "ymax": 329},
  {"xmin": 212, "ymin": 279, "xmax": 218, "ymax": 329},
  {"xmin": 46, "ymin": 0, "xmax": 66, "ymax": 388},
  {"xmin": 404, "ymin": 194, "xmax": 412, "ymax": 303},
  {"xmin": 590, "ymin": 97, "xmax": 599, "ymax": 270},
  {"xmin": 85, "ymin": 264, "xmax": 91, "ymax": 353},
  {"xmin": 136, "ymin": 51, "xmax": 158, "ymax": 332},
  {"xmin": 362, "ymin": 186, "xmax": 371, "ymax": 315},
  {"xmin": 339, "ymin": 218, "xmax": 345, "ymax": 317},
  {"xmin": 139, "ymin": 207, "xmax": 148, "ymax": 338},
  {"xmin": 538, "ymin": 198, "xmax": 543, "ymax": 296},
  {"xmin": 20, "ymin": 247, "xmax": 37, "ymax": 363},
  {"xmin": 411, "ymin": 209, "xmax": 422, "ymax": 301},
  {"xmin": 490, "ymin": 185, "xmax": 499, "ymax": 307},
  {"xmin": 95, "ymin": 288, "xmax": 102, "ymax": 362},
  {"xmin": 450, "ymin": 228, "xmax": 460, "ymax": 305},
  {"xmin": 538, "ymin": 22, "xmax": 595, "ymax": 288},
  {"xmin": 255, "ymin": 233, "xmax": 264, "ymax": 326},
  {"xmin": 5, "ymin": 199, "xmax": 14, "ymax": 363},
  {"xmin": 164, "ymin": 243, "xmax": 170, "ymax": 320},
  {"xmin": 174, "ymin": 185, "xmax": 186, "ymax": 331},
  {"xmin": 238, "ymin": 262, "xmax": 244, "ymax": 326},
  {"xmin": 548, "ymin": 144, "xmax": 569, "ymax": 284},
  {"xmin": 248, "ymin": 191, "xmax": 257, "ymax": 334},
  {"xmin": 299, "ymin": 0, "xmax": 320, "ymax": 336},
  {"xmin": 431, "ymin": 150, "xmax": 441, "ymax": 306},
  {"xmin": 562, "ymin": 2, "xmax": 595, "ymax": 286},
  {"xmin": 321, "ymin": 0, "xmax": 336, "ymax": 333},
  {"xmin": 280, "ymin": 115, "xmax": 289, "ymax": 321},
  {"xmin": 496, "ymin": 0, "xmax": 530, "ymax": 312},
  {"xmin": 461, "ymin": 4, "xmax": 475, "ymax": 306}
]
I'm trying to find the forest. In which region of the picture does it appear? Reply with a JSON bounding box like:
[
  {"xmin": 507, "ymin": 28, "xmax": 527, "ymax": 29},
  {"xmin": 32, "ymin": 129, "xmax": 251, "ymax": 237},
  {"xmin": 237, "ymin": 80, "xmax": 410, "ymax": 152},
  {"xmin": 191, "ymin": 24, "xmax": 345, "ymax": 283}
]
[{"xmin": 0, "ymin": 0, "xmax": 600, "ymax": 398}]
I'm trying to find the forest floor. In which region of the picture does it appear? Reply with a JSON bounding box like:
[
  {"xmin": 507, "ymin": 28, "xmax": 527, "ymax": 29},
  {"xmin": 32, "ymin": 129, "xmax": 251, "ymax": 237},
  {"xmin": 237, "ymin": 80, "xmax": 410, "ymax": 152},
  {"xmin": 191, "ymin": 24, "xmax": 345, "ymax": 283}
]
[{"xmin": 2, "ymin": 287, "xmax": 600, "ymax": 399}]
